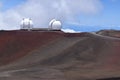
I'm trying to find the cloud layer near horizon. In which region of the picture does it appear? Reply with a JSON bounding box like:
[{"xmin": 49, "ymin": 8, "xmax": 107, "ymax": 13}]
[{"xmin": 0, "ymin": 0, "xmax": 102, "ymax": 30}]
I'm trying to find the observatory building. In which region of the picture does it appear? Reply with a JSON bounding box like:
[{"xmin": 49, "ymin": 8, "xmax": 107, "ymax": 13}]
[
  {"xmin": 20, "ymin": 18, "xmax": 62, "ymax": 31},
  {"xmin": 20, "ymin": 18, "xmax": 33, "ymax": 31},
  {"xmin": 49, "ymin": 19, "xmax": 62, "ymax": 31}
]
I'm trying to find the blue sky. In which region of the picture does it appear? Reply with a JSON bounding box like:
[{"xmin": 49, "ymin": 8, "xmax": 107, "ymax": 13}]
[
  {"xmin": 0, "ymin": 0, "xmax": 120, "ymax": 32},
  {"xmin": 1, "ymin": 0, "xmax": 25, "ymax": 11},
  {"xmin": 79, "ymin": 0, "xmax": 120, "ymax": 27},
  {"xmin": 64, "ymin": 0, "xmax": 120, "ymax": 32}
]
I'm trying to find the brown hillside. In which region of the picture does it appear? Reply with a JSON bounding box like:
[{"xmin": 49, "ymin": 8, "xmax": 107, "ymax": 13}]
[
  {"xmin": 0, "ymin": 31, "xmax": 64, "ymax": 65},
  {"xmin": 96, "ymin": 30, "xmax": 120, "ymax": 38},
  {"xmin": 0, "ymin": 30, "xmax": 120, "ymax": 80}
]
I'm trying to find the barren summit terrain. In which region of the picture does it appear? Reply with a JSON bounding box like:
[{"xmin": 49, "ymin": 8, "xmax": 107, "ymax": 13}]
[{"xmin": 0, "ymin": 30, "xmax": 120, "ymax": 80}]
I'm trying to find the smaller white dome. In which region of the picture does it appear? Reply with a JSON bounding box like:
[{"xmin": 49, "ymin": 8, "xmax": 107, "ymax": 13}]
[{"xmin": 49, "ymin": 19, "xmax": 62, "ymax": 30}]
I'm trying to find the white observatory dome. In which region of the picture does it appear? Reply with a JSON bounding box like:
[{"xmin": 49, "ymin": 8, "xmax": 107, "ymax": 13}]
[
  {"xmin": 49, "ymin": 19, "xmax": 62, "ymax": 30},
  {"xmin": 20, "ymin": 18, "xmax": 33, "ymax": 31}
]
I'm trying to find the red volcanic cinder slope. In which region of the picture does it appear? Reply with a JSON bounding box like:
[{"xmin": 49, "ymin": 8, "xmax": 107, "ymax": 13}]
[
  {"xmin": 0, "ymin": 30, "xmax": 64, "ymax": 65},
  {"xmin": 1, "ymin": 30, "xmax": 120, "ymax": 80}
]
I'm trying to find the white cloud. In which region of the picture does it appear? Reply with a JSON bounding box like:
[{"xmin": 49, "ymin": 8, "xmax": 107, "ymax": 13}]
[
  {"xmin": 0, "ymin": 0, "xmax": 103, "ymax": 30},
  {"xmin": 61, "ymin": 29, "xmax": 77, "ymax": 33}
]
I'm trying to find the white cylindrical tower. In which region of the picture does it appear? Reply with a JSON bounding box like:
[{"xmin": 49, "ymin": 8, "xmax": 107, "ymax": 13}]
[
  {"xmin": 20, "ymin": 18, "xmax": 33, "ymax": 31},
  {"xmin": 49, "ymin": 19, "xmax": 62, "ymax": 30}
]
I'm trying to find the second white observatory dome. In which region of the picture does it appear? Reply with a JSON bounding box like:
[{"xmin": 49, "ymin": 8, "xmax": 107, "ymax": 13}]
[{"xmin": 49, "ymin": 19, "xmax": 62, "ymax": 30}]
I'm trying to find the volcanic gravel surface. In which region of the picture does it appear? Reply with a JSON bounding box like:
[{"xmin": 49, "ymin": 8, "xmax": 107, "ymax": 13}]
[{"xmin": 0, "ymin": 30, "xmax": 120, "ymax": 80}]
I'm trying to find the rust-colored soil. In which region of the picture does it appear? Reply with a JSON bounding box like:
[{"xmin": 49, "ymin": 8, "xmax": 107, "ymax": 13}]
[
  {"xmin": 0, "ymin": 31, "xmax": 64, "ymax": 65},
  {"xmin": 0, "ymin": 30, "xmax": 120, "ymax": 80}
]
